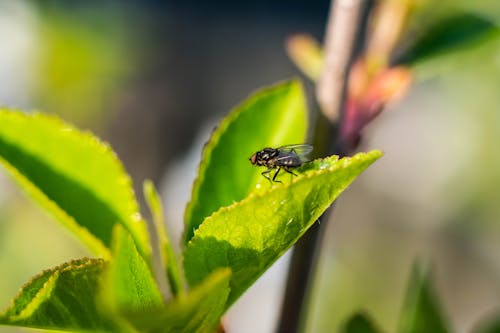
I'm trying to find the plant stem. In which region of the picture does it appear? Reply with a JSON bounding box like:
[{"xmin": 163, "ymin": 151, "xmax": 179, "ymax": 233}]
[
  {"xmin": 277, "ymin": 1, "xmax": 373, "ymax": 332},
  {"xmin": 276, "ymin": 111, "xmax": 340, "ymax": 333},
  {"xmin": 277, "ymin": 219, "xmax": 325, "ymax": 333},
  {"xmin": 316, "ymin": 0, "xmax": 365, "ymax": 124}
]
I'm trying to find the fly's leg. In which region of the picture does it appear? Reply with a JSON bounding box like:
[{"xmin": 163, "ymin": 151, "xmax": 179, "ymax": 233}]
[
  {"xmin": 283, "ymin": 167, "xmax": 298, "ymax": 177},
  {"xmin": 261, "ymin": 168, "xmax": 273, "ymax": 183},
  {"xmin": 272, "ymin": 167, "xmax": 283, "ymax": 183}
]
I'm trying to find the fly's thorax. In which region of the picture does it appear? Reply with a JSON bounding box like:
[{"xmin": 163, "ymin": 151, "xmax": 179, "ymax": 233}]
[
  {"xmin": 260, "ymin": 148, "xmax": 279, "ymax": 160},
  {"xmin": 252, "ymin": 148, "xmax": 278, "ymax": 166}
]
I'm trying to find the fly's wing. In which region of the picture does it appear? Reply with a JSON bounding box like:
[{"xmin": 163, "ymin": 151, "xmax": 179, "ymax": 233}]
[
  {"xmin": 278, "ymin": 144, "xmax": 313, "ymax": 154},
  {"xmin": 276, "ymin": 144, "xmax": 313, "ymax": 163}
]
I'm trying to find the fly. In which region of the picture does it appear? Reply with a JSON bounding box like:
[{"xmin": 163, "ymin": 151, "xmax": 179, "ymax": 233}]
[{"xmin": 249, "ymin": 144, "xmax": 313, "ymax": 183}]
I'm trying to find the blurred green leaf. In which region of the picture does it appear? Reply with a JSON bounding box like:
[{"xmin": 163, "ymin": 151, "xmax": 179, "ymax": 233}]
[
  {"xmin": 35, "ymin": 6, "xmax": 133, "ymax": 125},
  {"xmin": 340, "ymin": 312, "xmax": 382, "ymax": 333},
  {"xmin": 0, "ymin": 258, "xmax": 110, "ymax": 331},
  {"xmin": 473, "ymin": 314, "xmax": 500, "ymax": 333},
  {"xmin": 184, "ymin": 151, "xmax": 382, "ymax": 307},
  {"xmin": 398, "ymin": 262, "xmax": 450, "ymax": 333},
  {"xmin": 144, "ymin": 180, "xmax": 184, "ymax": 296},
  {"xmin": 397, "ymin": 13, "xmax": 499, "ymax": 65},
  {"xmin": 0, "ymin": 109, "xmax": 149, "ymax": 259},
  {"xmin": 126, "ymin": 268, "xmax": 231, "ymax": 333},
  {"xmin": 183, "ymin": 80, "xmax": 308, "ymax": 245},
  {"xmin": 286, "ymin": 34, "xmax": 324, "ymax": 80}
]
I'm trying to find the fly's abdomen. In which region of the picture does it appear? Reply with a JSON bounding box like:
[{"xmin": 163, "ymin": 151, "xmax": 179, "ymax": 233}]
[{"xmin": 279, "ymin": 155, "xmax": 302, "ymax": 167}]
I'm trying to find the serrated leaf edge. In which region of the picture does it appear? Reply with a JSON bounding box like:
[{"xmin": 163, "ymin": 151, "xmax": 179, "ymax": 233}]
[
  {"xmin": 183, "ymin": 80, "xmax": 302, "ymax": 243},
  {"xmin": 0, "ymin": 109, "xmax": 149, "ymax": 258},
  {"xmin": 186, "ymin": 150, "xmax": 382, "ymax": 249},
  {"xmin": 1, "ymin": 258, "xmax": 105, "ymax": 321}
]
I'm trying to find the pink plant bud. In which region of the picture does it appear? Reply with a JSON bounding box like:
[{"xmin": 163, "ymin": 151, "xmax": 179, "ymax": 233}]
[{"xmin": 340, "ymin": 58, "xmax": 412, "ymax": 152}]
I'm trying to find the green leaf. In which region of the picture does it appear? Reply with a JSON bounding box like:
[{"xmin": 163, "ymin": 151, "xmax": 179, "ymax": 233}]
[
  {"xmin": 103, "ymin": 225, "xmax": 163, "ymax": 316},
  {"xmin": 183, "ymin": 80, "xmax": 308, "ymax": 245},
  {"xmin": 473, "ymin": 314, "xmax": 500, "ymax": 333},
  {"xmin": 398, "ymin": 261, "xmax": 450, "ymax": 333},
  {"xmin": 340, "ymin": 312, "xmax": 382, "ymax": 333},
  {"xmin": 126, "ymin": 268, "xmax": 231, "ymax": 333},
  {"xmin": 104, "ymin": 224, "xmax": 229, "ymax": 333},
  {"xmin": 0, "ymin": 109, "xmax": 149, "ymax": 258},
  {"xmin": 397, "ymin": 13, "xmax": 500, "ymax": 65},
  {"xmin": 286, "ymin": 33, "xmax": 324, "ymax": 81},
  {"xmin": 144, "ymin": 180, "xmax": 184, "ymax": 296},
  {"xmin": 0, "ymin": 258, "xmax": 111, "ymax": 331},
  {"xmin": 184, "ymin": 150, "xmax": 382, "ymax": 307}
]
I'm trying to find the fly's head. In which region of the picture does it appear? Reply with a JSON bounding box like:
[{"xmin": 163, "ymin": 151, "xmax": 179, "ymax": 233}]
[{"xmin": 249, "ymin": 148, "xmax": 278, "ymax": 166}]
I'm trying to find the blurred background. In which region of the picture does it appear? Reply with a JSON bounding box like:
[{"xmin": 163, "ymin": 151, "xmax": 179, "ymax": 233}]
[{"xmin": 0, "ymin": 0, "xmax": 499, "ymax": 332}]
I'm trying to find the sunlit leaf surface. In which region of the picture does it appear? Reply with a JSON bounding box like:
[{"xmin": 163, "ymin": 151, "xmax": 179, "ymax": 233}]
[
  {"xmin": 184, "ymin": 80, "xmax": 308, "ymax": 244},
  {"xmin": 184, "ymin": 151, "xmax": 382, "ymax": 307},
  {"xmin": 0, "ymin": 109, "xmax": 149, "ymax": 258},
  {"xmin": 0, "ymin": 258, "xmax": 110, "ymax": 331}
]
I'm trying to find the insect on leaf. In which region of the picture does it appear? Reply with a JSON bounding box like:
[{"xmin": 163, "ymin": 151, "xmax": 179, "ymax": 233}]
[
  {"xmin": 184, "ymin": 150, "xmax": 382, "ymax": 308},
  {"xmin": 184, "ymin": 80, "xmax": 308, "ymax": 245}
]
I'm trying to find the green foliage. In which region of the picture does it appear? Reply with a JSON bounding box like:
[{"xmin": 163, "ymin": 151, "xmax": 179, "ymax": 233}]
[
  {"xmin": 35, "ymin": 6, "xmax": 133, "ymax": 125},
  {"xmin": 184, "ymin": 151, "xmax": 381, "ymax": 307},
  {"xmin": 125, "ymin": 269, "xmax": 231, "ymax": 333},
  {"xmin": 183, "ymin": 80, "xmax": 307, "ymax": 244},
  {"xmin": 144, "ymin": 180, "xmax": 184, "ymax": 296},
  {"xmin": 340, "ymin": 312, "xmax": 381, "ymax": 333},
  {"xmin": 103, "ymin": 225, "xmax": 163, "ymax": 317},
  {"xmin": 0, "ymin": 109, "xmax": 149, "ymax": 259},
  {"xmin": 397, "ymin": 13, "xmax": 499, "ymax": 65},
  {"xmin": 473, "ymin": 315, "xmax": 500, "ymax": 333},
  {"xmin": 336, "ymin": 262, "xmax": 451, "ymax": 333},
  {"xmin": 102, "ymin": 225, "xmax": 230, "ymax": 333},
  {"xmin": 1, "ymin": 3, "xmax": 495, "ymax": 331},
  {"xmin": 0, "ymin": 258, "xmax": 110, "ymax": 331},
  {"xmin": 398, "ymin": 262, "xmax": 450, "ymax": 333},
  {"xmin": 0, "ymin": 80, "xmax": 380, "ymax": 331}
]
